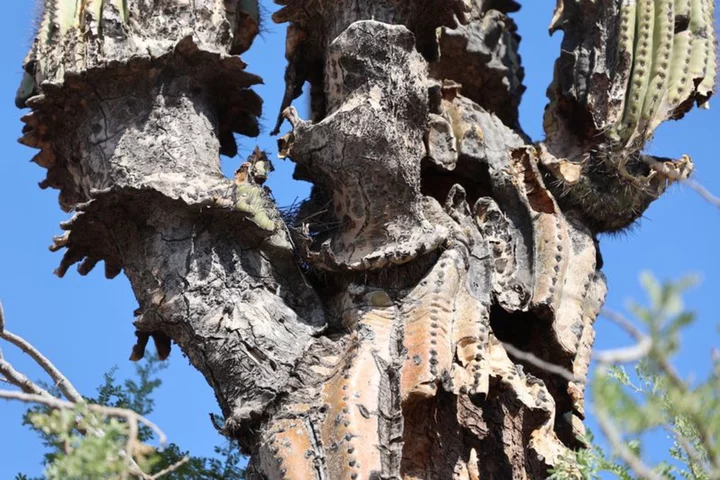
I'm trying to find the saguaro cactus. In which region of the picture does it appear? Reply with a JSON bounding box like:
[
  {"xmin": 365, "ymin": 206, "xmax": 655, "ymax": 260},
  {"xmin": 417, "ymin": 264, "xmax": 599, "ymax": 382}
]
[{"xmin": 15, "ymin": 0, "xmax": 716, "ymax": 478}]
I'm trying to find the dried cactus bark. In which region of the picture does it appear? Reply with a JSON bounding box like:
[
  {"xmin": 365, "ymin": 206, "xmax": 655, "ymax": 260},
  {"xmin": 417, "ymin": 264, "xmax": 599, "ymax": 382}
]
[
  {"xmin": 16, "ymin": 0, "xmax": 328, "ymax": 437},
  {"xmin": 16, "ymin": 0, "xmax": 716, "ymax": 479}
]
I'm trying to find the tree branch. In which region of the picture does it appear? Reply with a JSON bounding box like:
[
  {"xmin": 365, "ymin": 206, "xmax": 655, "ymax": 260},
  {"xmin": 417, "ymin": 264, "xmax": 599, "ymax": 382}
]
[
  {"xmin": 594, "ymin": 407, "xmax": 665, "ymax": 480},
  {"xmin": 149, "ymin": 456, "xmax": 190, "ymax": 480},
  {"xmin": 502, "ymin": 341, "xmax": 584, "ymax": 383},
  {"xmin": 0, "ymin": 302, "xmax": 82, "ymax": 402},
  {"xmin": 0, "ymin": 357, "xmax": 52, "ymax": 397},
  {"xmin": 666, "ymin": 426, "xmax": 713, "ymax": 479},
  {"xmin": 594, "ymin": 309, "xmax": 652, "ymax": 365},
  {"xmin": 0, "ymin": 390, "xmax": 167, "ymax": 445}
]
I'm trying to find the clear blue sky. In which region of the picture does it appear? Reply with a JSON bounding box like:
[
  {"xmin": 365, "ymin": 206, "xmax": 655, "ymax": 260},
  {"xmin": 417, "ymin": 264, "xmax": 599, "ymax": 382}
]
[{"xmin": 0, "ymin": 1, "xmax": 718, "ymax": 477}]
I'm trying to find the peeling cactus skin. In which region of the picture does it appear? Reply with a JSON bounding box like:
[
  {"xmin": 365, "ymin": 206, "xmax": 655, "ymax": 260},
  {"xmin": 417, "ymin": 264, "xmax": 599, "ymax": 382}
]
[
  {"xmin": 260, "ymin": 14, "xmax": 611, "ymax": 473},
  {"xmin": 14, "ymin": 0, "xmax": 331, "ymax": 444}
]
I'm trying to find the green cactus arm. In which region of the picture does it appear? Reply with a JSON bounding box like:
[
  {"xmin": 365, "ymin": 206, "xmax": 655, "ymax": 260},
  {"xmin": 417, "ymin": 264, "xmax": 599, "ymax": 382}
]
[
  {"xmin": 620, "ymin": 0, "xmax": 655, "ymax": 144},
  {"xmin": 665, "ymin": 29, "xmax": 692, "ymax": 107},
  {"xmin": 642, "ymin": 0, "xmax": 674, "ymax": 133},
  {"xmin": 689, "ymin": 0, "xmax": 707, "ymax": 33},
  {"xmin": 676, "ymin": 0, "xmax": 691, "ymax": 17}
]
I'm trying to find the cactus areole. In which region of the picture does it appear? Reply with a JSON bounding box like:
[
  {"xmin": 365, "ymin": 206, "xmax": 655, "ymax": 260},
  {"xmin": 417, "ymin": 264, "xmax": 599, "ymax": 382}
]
[{"xmin": 16, "ymin": 0, "xmax": 716, "ymax": 478}]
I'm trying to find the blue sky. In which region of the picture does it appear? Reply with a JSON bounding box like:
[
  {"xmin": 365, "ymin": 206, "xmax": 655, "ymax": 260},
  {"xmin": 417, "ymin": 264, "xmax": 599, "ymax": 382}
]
[{"xmin": 0, "ymin": 1, "xmax": 718, "ymax": 477}]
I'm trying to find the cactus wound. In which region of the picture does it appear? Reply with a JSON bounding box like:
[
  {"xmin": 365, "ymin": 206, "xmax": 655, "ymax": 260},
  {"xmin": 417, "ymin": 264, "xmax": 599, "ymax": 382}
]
[{"xmin": 80, "ymin": 0, "xmax": 103, "ymax": 33}]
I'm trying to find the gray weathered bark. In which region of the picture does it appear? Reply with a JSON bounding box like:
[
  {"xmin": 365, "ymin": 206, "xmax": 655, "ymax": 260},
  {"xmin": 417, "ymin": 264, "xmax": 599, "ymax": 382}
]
[{"xmin": 16, "ymin": 0, "xmax": 715, "ymax": 478}]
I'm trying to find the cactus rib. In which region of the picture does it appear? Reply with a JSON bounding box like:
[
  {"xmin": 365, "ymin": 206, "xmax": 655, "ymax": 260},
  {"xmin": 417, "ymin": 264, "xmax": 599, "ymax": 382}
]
[
  {"xmin": 663, "ymin": 0, "xmax": 693, "ymax": 115},
  {"xmin": 696, "ymin": 0, "xmax": 717, "ymax": 105},
  {"xmin": 642, "ymin": 0, "xmax": 674, "ymax": 134},
  {"xmin": 40, "ymin": 0, "xmax": 55, "ymax": 44},
  {"xmin": 55, "ymin": 0, "xmax": 79, "ymax": 38},
  {"xmin": 687, "ymin": 0, "xmax": 710, "ymax": 86},
  {"xmin": 609, "ymin": 0, "xmax": 637, "ymax": 140},
  {"xmin": 620, "ymin": 0, "xmax": 655, "ymax": 144}
]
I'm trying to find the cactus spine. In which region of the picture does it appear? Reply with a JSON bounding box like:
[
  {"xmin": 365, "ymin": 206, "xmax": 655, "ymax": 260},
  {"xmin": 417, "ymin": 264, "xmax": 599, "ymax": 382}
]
[
  {"xmin": 608, "ymin": 0, "xmax": 717, "ymax": 144},
  {"xmin": 620, "ymin": 0, "xmax": 654, "ymax": 143}
]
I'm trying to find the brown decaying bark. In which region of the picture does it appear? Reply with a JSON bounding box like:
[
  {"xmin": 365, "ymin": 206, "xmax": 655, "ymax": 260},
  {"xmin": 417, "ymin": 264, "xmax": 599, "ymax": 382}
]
[{"xmin": 16, "ymin": 0, "xmax": 714, "ymax": 478}]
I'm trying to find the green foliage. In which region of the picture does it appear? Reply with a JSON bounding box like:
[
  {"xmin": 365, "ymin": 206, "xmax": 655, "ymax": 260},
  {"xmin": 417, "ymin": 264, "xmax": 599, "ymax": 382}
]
[
  {"xmin": 550, "ymin": 272, "xmax": 720, "ymax": 479},
  {"xmin": 19, "ymin": 354, "xmax": 246, "ymax": 479},
  {"xmin": 145, "ymin": 442, "xmax": 246, "ymax": 479},
  {"xmin": 548, "ymin": 431, "xmax": 634, "ymax": 480},
  {"xmin": 31, "ymin": 407, "xmax": 129, "ymax": 480}
]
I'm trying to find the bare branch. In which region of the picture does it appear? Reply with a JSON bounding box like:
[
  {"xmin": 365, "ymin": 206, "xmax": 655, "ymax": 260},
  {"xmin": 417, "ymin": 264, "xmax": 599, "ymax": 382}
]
[
  {"xmin": 0, "ymin": 302, "xmax": 82, "ymax": 402},
  {"xmin": 502, "ymin": 342, "xmax": 584, "ymax": 383},
  {"xmin": 122, "ymin": 415, "xmax": 140, "ymax": 480},
  {"xmin": 594, "ymin": 309, "xmax": 652, "ymax": 364},
  {"xmin": 149, "ymin": 456, "xmax": 190, "ymax": 480},
  {"xmin": 596, "ymin": 308, "xmax": 720, "ymax": 472},
  {"xmin": 594, "ymin": 407, "xmax": 665, "ymax": 480},
  {"xmin": 666, "ymin": 426, "xmax": 713, "ymax": 479},
  {"xmin": 120, "ymin": 448, "xmax": 189, "ymax": 480},
  {"xmin": 0, "ymin": 390, "xmax": 167, "ymax": 445},
  {"xmin": 0, "ymin": 357, "xmax": 52, "ymax": 397}
]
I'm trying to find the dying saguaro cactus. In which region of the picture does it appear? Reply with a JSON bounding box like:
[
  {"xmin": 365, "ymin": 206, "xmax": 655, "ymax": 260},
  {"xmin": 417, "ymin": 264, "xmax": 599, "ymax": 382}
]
[{"xmin": 15, "ymin": 0, "xmax": 717, "ymax": 479}]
